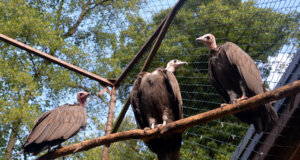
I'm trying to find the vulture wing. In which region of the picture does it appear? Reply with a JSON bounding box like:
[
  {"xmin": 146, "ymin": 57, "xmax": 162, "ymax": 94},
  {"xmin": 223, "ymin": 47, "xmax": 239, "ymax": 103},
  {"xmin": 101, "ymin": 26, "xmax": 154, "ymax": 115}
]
[
  {"xmin": 208, "ymin": 63, "xmax": 231, "ymax": 102},
  {"xmin": 33, "ymin": 111, "xmax": 50, "ymax": 126},
  {"xmin": 25, "ymin": 104, "xmax": 86, "ymax": 147},
  {"xmin": 130, "ymin": 72, "xmax": 149, "ymax": 129},
  {"xmin": 222, "ymin": 42, "xmax": 264, "ymax": 94},
  {"xmin": 164, "ymin": 70, "xmax": 183, "ymax": 119}
]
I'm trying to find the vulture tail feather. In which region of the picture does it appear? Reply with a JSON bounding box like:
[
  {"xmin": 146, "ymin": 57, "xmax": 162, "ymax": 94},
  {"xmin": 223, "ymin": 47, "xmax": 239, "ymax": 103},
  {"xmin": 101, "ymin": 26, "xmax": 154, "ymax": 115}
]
[
  {"xmin": 146, "ymin": 133, "xmax": 182, "ymax": 160},
  {"xmin": 253, "ymin": 104, "xmax": 278, "ymax": 133}
]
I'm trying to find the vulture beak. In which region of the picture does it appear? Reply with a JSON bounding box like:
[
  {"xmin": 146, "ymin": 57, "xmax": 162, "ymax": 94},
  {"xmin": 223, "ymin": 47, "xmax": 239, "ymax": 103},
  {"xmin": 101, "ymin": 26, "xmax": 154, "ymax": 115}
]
[
  {"xmin": 176, "ymin": 60, "xmax": 188, "ymax": 68},
  {"xmin": 177, "ymin": 60, "xmax": 188, "ymax": 66},
  {"xmin": 196, "ymin": 36, "xmax": 205, "ymax": 42}
]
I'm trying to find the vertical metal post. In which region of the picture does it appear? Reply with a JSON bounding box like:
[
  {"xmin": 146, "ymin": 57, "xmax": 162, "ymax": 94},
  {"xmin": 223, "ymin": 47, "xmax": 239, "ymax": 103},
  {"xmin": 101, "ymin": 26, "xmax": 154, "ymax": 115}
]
[
  {"xmin": 112, "ymin": 98, "xmax": 130, "ymax": 133},
  {"xmin": 101, "ymin": 86, "xmax": 117, "ymax": 160}
]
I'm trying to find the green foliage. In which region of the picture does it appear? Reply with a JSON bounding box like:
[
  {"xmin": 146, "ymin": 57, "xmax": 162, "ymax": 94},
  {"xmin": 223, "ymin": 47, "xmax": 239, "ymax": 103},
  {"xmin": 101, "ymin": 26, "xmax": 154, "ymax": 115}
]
[
  {"xmin": 111, "ymin": 0, "xmax": 298, "ymax": 159},
  {"xmin": 66, "ymin": 116, "xmax": 156, "ymax": 160},
  {"xmin": 0, "ymin": 0, "xmax": 143, "ymax": 159},
  {"xmin": 0, "ymin": 0, "xmax": 298, "ymax": 159}
]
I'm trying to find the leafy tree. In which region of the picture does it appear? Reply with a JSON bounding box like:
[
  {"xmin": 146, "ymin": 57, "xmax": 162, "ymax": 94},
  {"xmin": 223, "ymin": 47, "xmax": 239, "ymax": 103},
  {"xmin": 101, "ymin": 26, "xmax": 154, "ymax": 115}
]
[
  {"xmin": 111, "ymin": 0, "xmax": 298, "ymax": 159},
  {"xmin": 0, "ymin": 0, "xmax": 143, "ymax": 159},
  {"xmin": 0, "ymin": 0, "xmax": 298, "ymax": 159}
]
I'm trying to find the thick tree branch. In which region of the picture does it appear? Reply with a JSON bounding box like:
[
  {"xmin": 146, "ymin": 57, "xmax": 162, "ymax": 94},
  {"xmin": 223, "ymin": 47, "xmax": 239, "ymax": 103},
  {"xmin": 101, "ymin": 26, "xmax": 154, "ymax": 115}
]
[
  {"xmin": 5, "ymin": 121, "xmax": 21, "ymax": 160},
  {"xmin": 37, "ymin": 80, "xmax": 300, "ymax": 160},
  {"xmin": 63, "ymin": 2, "xmax": 89, "ymax": 38}
]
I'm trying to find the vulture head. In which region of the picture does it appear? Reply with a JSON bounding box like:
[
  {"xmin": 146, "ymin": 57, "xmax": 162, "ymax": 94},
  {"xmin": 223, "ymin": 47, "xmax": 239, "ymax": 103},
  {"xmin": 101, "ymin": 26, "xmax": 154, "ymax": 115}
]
[
  {"xmin": 196, "ymin": 33, "xmax": 217, "ymax": 50},
  {"xmin": 77, "ymin": 91, "xmax": 89, "ymax": 107},
  {"xmin": 166, "ymin": 59, "xmax": 188, "ymax": 73}
]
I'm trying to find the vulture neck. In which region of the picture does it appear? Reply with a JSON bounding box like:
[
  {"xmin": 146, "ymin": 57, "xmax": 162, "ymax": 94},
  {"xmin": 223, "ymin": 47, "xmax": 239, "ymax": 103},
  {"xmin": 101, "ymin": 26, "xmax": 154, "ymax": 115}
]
[
  {"xmin": 78, "ymin": 99, "xmax": 86, "ymax": 107},
  {"xmin": 209, "ymin": 44, "xmax": 219, "ymax": 57},
  {"xmin": 209, "ymin": 49, "xmax": 218, "ymax": 56},
  {"xmin": 165, "ymin": 66, "xmax": 175, "ymax": 73}
]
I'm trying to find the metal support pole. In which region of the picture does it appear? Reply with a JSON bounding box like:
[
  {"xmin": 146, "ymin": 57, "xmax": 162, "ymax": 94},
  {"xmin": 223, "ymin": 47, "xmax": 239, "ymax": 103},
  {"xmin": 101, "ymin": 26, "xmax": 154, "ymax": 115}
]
[
  {"xmin": 141, "ymin": 0, "xmax": 187, "ymax": 71},
  {"xmin": 112, "ymin": 98, "xmax": 130, "ymax": 133},
  {"xmin": 114, "ymin": 16, "xmax": 167, "ymax": 87},
  {"xmin": 111, "ymin": 0, "xmax": 187, "ymax": 133},
  {"xmin": 0, "ymin": 34, "xmax": 113, "ymax": 87},
  {"xmin": 101, "ymin": 86, "xmax": 117, "ymax": 160}
]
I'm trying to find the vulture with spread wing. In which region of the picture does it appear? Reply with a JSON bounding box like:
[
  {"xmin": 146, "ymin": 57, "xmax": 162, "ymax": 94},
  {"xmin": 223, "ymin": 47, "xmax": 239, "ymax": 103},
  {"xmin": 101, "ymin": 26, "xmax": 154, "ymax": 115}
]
[
  {"xmin": 130, "ymin": 59, "xmax": 187, "ymax": 160},
  {"xmin": 196, "ymin": 33, "xmax": 278, "ymax": 133},
  {"xmin": 23, "ymin": 91, "xmax": 89, "ymax": 155}
]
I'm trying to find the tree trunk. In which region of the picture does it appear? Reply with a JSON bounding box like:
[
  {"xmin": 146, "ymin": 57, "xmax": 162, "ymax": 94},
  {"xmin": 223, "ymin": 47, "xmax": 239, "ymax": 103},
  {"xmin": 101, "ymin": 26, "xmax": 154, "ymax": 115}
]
[{"xmin": 5, "ymin": 121, "xmax": 20, "ymax": 159}]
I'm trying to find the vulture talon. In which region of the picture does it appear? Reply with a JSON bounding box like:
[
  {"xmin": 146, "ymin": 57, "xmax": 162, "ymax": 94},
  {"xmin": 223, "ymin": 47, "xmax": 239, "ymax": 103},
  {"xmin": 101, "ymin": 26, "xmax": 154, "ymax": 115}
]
[
  {"xmin": 156, "ymin": 124, "xmax": 162, "ymax": 127},
  {"xmin": 159, "ymin": 124, "xmax": 169, "ymax": 134},
  {"xmin": 144, "ymin": 127, "xmax": 151, "ymax": 130},
  {"xmin": 143, "ymin": 127, "xmax": 151, "ymax": 134},
  {"xmin": 220, "ymin": 103, "xmax": 228, "ymax": 107},
  {"xmin": 240, "ymin": 96, "xmax": 248, "ymax": 100},
  {"xmin": 232, "ymin": 97, "xmax": 248, "ymax": 103}
]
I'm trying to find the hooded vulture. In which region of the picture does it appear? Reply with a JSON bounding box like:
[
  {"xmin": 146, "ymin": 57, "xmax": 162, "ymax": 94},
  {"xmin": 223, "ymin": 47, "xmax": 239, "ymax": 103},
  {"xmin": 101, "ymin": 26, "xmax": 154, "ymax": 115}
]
[
  {"xmin": 196, "ymin": 33, "xmax": 278, "ymax": 133},
  {"xmin": 130, "ymin": 59, "xmax": 187, "ymax": 160},
  {"xmin": 23, "ymin": 91, "xmax": 89, "ymax": 155}
]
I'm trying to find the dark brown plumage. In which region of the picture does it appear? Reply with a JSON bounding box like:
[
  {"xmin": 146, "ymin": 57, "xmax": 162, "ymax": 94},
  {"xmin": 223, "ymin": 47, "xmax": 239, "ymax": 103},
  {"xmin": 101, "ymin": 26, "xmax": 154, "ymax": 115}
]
[
  {"xmin": 23, "ymin": 91, "xmax": 89, "ymax": 155},
  {"xmin": 196, "ymin": 33, "xmax": 278, "ymax": 133},
  {"xmin": 130, "ymin": 59, "xmax": 187, "ymax": 160}
]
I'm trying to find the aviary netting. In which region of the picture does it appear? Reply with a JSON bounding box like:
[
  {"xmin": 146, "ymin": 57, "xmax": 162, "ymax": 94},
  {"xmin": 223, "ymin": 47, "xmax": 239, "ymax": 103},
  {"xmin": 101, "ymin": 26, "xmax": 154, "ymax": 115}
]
[{"xmin": 0, "ymin": 0, "xmax": 299, "ymax": 160}]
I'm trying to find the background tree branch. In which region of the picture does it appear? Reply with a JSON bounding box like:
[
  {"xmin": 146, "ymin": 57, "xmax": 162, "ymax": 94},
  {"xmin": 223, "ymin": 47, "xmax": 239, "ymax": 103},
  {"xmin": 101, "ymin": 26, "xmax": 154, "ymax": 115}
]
[
  {"xmin": 63, "ymin": 0, "xmax": 111, "ymax": 38},
  {"xmin": 55, "ymin": 0, "xmax": 65, "ymax": 31}
]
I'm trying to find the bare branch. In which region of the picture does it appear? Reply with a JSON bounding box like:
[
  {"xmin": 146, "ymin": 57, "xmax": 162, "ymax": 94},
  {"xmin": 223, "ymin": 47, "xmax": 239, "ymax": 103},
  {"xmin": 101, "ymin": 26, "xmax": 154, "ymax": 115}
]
[
  {"xmin": 63, "ymin": 0, "xmax": 111, "ymax": 38},
  {"xmin": 37, "ymin": 80, "xmax": 300, "ymax": 160},
  {"xmin": 88, "ymin": 0, "xmax": 110, "ymax": 11},
  {"xmin": 55, "ymin": 0, "xmax": 65, "ymax": 31}
]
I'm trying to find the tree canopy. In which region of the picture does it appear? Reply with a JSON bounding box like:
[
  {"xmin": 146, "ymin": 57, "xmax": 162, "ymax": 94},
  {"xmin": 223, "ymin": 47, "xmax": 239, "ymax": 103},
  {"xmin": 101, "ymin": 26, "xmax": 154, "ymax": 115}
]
[
  {"xmin": 0, "ymin": 0, "xmax": 143, "ymax": 159},
  {"xmin": 0, "ymin": 0, "xmax": 298, "ymax": 159},
  {"xmin": 111, "ymin": 0, "xmax": 298, "ymax": 159}
]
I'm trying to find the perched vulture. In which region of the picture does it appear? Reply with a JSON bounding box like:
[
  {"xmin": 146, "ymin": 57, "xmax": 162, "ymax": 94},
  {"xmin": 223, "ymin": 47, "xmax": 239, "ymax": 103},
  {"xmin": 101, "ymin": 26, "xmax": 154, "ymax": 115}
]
[
  {"xmin": 23, "ymin": 91, "xmax": 89, "ymax": 155},
  {"xmin": 196, "ymin": 33, "xmax": 278, "ymax": 133},
  {"xmin": 130, "ymin": 59, "xmax": 187, "ymax": 160}
]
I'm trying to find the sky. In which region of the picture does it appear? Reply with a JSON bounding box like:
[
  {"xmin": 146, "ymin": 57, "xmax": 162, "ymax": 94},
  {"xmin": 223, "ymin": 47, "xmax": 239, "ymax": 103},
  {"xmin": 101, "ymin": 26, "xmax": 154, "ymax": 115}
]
[
  {"xmin": 49, "ymin": 0, "xmax": 299, "ymax": 132},
  {"xmin": 16, "ymin": 0, "xmax": 299, "ymax": 158}
]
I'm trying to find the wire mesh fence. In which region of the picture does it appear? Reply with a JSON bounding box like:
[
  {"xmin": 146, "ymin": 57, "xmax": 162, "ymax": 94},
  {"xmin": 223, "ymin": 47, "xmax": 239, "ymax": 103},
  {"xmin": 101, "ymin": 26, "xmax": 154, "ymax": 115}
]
[
  {"xmin": 110, "ymin": 0, "xmax": 299, "ymax": 159},
  {"xmin": 0, "ymin": 0, "xmax": 299, "ymax": 159}
]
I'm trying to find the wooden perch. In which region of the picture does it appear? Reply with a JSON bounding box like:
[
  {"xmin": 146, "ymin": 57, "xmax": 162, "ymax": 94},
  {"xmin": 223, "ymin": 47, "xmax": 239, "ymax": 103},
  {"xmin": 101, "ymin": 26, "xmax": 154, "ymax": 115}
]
[{"xmin": 37, "ymin": 80, "xmax": 300, "ymax": 160}]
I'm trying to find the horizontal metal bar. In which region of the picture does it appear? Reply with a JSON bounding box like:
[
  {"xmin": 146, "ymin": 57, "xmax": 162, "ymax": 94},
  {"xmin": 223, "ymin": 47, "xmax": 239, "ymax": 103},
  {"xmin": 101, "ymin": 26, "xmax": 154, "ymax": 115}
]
[{"xmin": 0, "ymin": 34, "xmax": 113, "ymax": 87}]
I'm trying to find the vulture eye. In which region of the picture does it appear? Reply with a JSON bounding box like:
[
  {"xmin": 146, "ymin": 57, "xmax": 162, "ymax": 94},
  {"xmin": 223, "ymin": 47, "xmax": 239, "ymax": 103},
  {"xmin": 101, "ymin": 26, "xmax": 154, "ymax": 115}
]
[
  {"xmin": 206, "ymin": 36, "xmax": 210, "ymax": 40},
  {"xmin": 174, "ymin": 60, "xmax": 177, "ymax": 63},
  {"xmin": 79, "ymin": 93, "xmax": 83, "ymax": 96}
]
